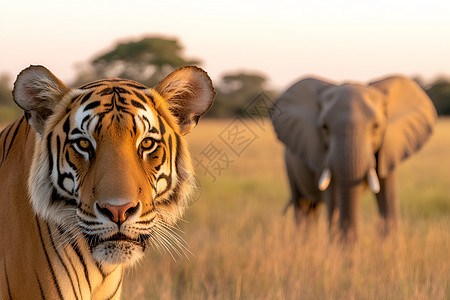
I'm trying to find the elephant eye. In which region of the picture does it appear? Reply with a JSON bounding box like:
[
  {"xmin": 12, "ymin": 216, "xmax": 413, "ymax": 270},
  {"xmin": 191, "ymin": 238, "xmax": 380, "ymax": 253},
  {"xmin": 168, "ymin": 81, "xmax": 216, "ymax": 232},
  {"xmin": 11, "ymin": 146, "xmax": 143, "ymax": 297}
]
[{"xmin": 322, "ymin": 124, "xmax": 329, "ymax": 131}]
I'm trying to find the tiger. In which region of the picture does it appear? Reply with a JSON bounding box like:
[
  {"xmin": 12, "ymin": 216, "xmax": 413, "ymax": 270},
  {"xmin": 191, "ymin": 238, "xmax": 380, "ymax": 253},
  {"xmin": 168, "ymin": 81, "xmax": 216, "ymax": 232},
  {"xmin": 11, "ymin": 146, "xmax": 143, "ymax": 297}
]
[{"xmin": 0, "ymin": 65, "xmax": 215, "ymax": 299}]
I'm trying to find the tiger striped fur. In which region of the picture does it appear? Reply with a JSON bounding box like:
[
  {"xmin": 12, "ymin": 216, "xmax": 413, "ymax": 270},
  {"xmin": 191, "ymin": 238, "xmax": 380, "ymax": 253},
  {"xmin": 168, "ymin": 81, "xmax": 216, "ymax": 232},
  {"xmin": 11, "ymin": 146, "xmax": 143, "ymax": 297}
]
[{"xmin": 0, "ymin": 65, "xmax": 215, "ymax": 299}]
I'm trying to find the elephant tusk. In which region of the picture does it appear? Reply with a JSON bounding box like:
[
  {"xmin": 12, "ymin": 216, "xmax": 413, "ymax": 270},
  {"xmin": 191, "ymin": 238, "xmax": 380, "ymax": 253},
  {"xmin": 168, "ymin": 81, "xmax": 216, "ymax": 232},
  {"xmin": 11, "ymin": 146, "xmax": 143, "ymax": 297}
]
[
  {"xmin": 367, "ymin": 168, "xmax": 380, "ymax": 194},
  {"xmin": 318, "ymin": 168, "xmax": 331, "ymax": 191}
]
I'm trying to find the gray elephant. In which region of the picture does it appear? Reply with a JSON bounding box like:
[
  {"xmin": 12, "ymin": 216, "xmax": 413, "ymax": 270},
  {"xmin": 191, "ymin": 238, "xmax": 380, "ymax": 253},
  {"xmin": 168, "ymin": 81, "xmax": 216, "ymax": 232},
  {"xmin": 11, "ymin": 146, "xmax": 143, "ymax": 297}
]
[{"xmin": 270, "ymin": 75, "xmax": 437, "ymax": 240}]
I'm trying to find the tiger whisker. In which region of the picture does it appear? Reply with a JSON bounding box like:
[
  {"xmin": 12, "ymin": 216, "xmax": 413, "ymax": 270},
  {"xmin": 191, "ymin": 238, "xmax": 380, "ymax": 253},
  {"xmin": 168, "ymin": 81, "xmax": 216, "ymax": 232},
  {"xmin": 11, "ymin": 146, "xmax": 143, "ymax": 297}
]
[
  {"xmin": 157, "ymin": 228, "xmax": 192, "ymax": 259},
  {"xmin": 154, "ymin": 221, "xmax": 186, "ymax": 238},
  {"xmin": 155, "ymin": 207, "xmax": 188, "ymax": 225},
  {"xmin": 155, "ymin": 218, "xmax": 187, "ymax": 235},
  {"xmin": 152, "ymin": 222, "xmax": 192, "ymax": 260},
  {"xmin": 153, "ymin": 224, "xmax": 187, "ymax": 258},
  {"xmin": 49, "ymin": 214, "xmax": 82, "ymax": 250},
  {"xmin": 155, "ymin": 231, "xmax": 184, "ymax": 260},
  {"xmin": 149, "ymin": 230, "xmax": 177, "ymax": 261},
  {"xmin": 54, "ymin": 226, "xmax": 83, "ymax": 251},
  {"xmin": 147, "ymin": 234, "xmax": 164, "ymax": 253}
]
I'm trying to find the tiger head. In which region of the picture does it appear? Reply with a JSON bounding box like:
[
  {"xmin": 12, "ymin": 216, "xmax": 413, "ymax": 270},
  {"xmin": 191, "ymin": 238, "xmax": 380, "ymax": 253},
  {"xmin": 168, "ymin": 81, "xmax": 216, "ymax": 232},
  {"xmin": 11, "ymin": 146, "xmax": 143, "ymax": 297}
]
[{"xmin": 13, "ymin": 65, "xmax": 215, "ymax": 266}]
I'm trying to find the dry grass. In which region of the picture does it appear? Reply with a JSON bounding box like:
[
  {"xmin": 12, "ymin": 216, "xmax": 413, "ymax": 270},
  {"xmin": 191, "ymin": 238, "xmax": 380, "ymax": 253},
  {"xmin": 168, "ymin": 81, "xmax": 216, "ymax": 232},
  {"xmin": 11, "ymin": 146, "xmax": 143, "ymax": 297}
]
[
  {"xmin": 122, "ymin": 118, "xmax": 450, "ymax": 299},
  {"xmin": 2, "ymin": 116, "xmax": 446, "ymax": 299}
]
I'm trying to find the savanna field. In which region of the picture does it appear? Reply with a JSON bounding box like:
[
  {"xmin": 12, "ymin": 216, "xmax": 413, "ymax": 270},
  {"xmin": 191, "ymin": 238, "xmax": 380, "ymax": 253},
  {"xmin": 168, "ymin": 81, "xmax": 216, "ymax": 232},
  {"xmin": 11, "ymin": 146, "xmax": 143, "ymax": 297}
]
[
  {"xmin": 118, "ymin": 118, "xmax": 450, "ymax": 300},
  {"xmin": 0, "ymin": 117, "xmax": 448, "ymax": 299}
]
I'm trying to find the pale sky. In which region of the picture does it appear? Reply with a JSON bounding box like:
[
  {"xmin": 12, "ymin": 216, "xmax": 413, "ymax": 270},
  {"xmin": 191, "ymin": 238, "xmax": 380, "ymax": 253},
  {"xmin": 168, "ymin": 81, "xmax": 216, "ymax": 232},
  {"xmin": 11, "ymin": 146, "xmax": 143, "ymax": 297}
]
[{"xmin": 1, "ymin": 0, "xmax": 449, "ymax": 89}]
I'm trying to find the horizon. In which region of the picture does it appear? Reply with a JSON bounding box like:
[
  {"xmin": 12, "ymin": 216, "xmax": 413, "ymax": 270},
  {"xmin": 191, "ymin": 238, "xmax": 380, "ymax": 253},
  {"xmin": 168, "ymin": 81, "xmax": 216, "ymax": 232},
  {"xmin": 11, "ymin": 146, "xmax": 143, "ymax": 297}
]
[{"xmin": 1, "ymin": 0, "xmax": 449, "ymax": 90}]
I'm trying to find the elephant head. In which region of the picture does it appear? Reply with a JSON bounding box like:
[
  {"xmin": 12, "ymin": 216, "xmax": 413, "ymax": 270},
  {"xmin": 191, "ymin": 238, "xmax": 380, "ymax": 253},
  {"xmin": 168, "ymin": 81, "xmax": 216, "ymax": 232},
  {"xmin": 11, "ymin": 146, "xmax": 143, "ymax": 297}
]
[{"xmin": 271, "ymin": 75, "xmax": 436, "ymax": 239}]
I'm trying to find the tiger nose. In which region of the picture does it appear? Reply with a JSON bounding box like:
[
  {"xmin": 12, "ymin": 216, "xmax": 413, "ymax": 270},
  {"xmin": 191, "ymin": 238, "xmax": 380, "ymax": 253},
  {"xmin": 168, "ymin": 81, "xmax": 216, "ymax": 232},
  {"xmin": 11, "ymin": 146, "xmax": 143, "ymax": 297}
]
[{"xmin": 97, "ymin": 202, "xmax": 139, "ymax": 226}]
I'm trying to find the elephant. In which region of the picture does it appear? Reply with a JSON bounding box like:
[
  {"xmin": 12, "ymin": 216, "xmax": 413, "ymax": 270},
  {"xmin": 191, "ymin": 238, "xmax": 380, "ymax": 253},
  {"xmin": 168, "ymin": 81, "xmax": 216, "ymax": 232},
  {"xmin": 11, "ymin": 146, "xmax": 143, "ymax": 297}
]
[{"xmin": 270, "ymin": 75, "xmax": 437, "ymax": 241}]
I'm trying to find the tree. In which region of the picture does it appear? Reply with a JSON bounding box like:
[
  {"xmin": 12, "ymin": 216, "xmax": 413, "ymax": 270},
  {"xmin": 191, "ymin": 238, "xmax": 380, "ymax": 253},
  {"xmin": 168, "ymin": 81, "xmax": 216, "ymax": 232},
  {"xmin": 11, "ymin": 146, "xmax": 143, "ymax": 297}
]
[
  {"xmin": 209, "ymin": 71, "xmax": 276, "ymax": 118},
  {"xmin": 70, "ymin": 36, "xmax": 278, "ymax": 118},
  {"xmin": 73, "ymin": 36, "xmax": 200, "ymax": 87},
  {"xmin": 426, "ymin": 79, "xmax": 450, "ymax": 116},
  {"xmin": 0, "ymin": 73, "xmax": 21, "ymax": 121},
  {"xmin": 0, "ymin": 73, "xmax": 13, "ymax": 105}
]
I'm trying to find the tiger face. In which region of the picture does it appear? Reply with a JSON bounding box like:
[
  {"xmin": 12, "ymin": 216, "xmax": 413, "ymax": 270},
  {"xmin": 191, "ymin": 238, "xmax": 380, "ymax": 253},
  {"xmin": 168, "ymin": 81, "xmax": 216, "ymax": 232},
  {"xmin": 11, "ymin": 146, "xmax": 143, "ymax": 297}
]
[{"xmin": 13, "ymin": 66, "xmax": 215, "ymax": 266}]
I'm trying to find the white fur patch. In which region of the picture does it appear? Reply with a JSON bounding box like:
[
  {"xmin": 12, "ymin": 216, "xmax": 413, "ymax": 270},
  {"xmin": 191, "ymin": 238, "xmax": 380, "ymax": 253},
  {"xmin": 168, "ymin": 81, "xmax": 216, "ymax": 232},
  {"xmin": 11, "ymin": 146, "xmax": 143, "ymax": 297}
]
[
  {"xmin": 74, "ymin": 105, "xmax": 92, "ymax": 130},
  {"xmin": 62, "ymin": 177, "xmax": 74, "ymax": 194},
  {"xmin": 134, "ymin": 108, "xmax": 160, "ymax": 148},
  {"xmin": 92, "ymin": 241, "xmax": 145, "ymax": 266},
  {"xmin": 156, "ymin": 178, "xmax": 168, "ymax": 194},
  {"xmin": 29, "ymin": 134, "xmax": 75, "ymax": 225}
]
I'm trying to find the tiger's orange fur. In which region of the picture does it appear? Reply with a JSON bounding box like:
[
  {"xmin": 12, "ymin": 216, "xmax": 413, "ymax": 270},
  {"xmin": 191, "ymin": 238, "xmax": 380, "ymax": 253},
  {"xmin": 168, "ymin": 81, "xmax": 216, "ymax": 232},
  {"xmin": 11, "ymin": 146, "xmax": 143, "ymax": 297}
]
[{"xmin": 0, "ymin": 65, "xmax": 214, "ymax": 299}]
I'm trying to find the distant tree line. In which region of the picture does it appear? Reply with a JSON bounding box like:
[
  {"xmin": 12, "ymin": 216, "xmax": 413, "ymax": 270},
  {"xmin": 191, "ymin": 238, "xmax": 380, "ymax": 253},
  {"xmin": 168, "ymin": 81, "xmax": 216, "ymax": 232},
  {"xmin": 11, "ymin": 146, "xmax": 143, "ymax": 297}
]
[
  {"xmin": 0, "ymin": 73, "xmax": 13, "ymax": 106},
  {"xmin": 0, "ymin": 73, "xmax": 21, "ymax": 121},
  {"xmin": 424, "ymin": 80, "xmax": 450, "ymax": 115},
  {"xmin": 1, "ymin": 36, "xmax": 450, "ymax": 122},
  {"xmin": 71, "ymin": 36, "xmax": 276, "ymax": 118}
]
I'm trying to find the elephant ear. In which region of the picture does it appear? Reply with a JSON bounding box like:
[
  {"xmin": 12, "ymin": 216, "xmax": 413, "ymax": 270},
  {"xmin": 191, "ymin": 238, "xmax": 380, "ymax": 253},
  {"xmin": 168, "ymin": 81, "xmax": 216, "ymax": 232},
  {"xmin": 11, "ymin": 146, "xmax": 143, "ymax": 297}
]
[
  {"xmin": 370, "ymin": 76, "xmax": 437, "ymax": 178},
  {"xmin": 270, "ymin": 78, "xmax": 334, "ymax": 172}
]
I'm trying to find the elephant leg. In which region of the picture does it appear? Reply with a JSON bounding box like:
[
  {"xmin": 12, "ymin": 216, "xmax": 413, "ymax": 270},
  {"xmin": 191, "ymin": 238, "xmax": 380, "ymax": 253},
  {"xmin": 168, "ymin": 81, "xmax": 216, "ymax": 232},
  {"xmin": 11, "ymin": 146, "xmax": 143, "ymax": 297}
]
[
  {"xmin": 293, "ymin": 196, "xmax": 321, "ymax": 228},
  {"xmin": 286, "ymin": 164, "xmax": 312, "ymax": 227},
  {"xmin": 323, "ymin": 183, "xmax": 338, "ymax": 233},
  {"xmin": 284, "ymin": 155, "xmax": 318, "ymax": 228},
  {"xmin": 284, "ymin": 149, "xmax": 321, "ymax": 230},
  {"xmin": 376, "ymin": 169, "xmax": 399, "ymax": 235}
]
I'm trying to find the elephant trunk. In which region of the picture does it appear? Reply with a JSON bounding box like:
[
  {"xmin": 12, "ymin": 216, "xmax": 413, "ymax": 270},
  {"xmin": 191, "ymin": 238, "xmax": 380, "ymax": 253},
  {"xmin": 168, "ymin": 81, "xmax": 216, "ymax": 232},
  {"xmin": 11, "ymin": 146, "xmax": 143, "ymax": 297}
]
[
  {"xmin": 318, "ymin": 128, "xmax": 381, "ymax": 197},
  {"xmin": 328, "ymin": 129, "xmax": 380, "ymax": 240},
  {"xmin": 331, "ymin": 128, "xmax": 373, "ymax": 185},
  {"xmin": 338, "ymin": 182, "xmax": 365, "ymax": 240}
]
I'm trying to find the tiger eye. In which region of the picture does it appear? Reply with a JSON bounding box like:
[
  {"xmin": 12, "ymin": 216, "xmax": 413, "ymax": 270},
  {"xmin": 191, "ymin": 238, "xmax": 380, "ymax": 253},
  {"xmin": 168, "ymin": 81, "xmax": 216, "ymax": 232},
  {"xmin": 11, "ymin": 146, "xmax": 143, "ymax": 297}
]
[
  {"xmin": 141, "ymin": 138, "xmax": 155, "ymax": 150},
  {"xmin": 77, "ymin": 139, "xmax": 91, "ymax": 150}
]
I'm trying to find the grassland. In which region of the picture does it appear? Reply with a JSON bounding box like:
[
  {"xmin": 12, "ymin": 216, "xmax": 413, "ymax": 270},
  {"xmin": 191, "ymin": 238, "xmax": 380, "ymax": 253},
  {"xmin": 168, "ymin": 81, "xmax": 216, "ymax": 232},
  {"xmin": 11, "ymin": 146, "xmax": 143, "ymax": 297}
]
[
  {"xmin": 1, "ymin": 115, "xmax": 447, "ymax": 299},
  {"xmin": 122, "ymin": 118, "xmax": 450, "ymax": 299}
]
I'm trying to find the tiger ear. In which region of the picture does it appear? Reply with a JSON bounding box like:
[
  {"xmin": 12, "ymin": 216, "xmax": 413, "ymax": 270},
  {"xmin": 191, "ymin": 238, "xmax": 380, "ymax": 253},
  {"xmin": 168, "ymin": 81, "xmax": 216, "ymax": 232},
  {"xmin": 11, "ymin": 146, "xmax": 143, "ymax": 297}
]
[
  {"xmin": 13, "ymin": 65, "xmax": 69, "ymax": 135},
  {"xmin": 154, "ymin": 66, "xmax": 216, "ymax": 135}
]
